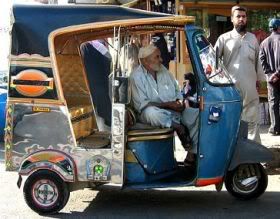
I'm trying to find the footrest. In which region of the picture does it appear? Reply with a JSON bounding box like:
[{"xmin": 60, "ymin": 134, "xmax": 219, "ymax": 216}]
[{"xmin": 77, "ymin": 132, "xmax": 110, "ymax": 149}]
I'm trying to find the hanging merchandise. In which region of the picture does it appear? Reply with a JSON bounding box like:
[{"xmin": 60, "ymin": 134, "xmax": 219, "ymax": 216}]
[
  {"xmin": 151, "ymin": 0, "xmax": 175, "ymax": 14},
  {"xmin": 149, "ymin": 0, "xmax": 176, "ymax": 61}
]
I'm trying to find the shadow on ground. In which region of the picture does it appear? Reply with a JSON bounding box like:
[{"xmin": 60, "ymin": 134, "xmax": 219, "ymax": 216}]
[
  {"xmin": 46, "ymin": 189, "xmax": 280, "ymax": 219},
  {"xmin": 265, "ymin": 147, "xmax": 280, "ymax": 175}
]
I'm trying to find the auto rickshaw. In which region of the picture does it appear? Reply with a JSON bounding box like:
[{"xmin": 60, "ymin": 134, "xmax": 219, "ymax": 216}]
[{"xmin": 5, "ymin": 4, "xmax": 273, "ymax": 215}]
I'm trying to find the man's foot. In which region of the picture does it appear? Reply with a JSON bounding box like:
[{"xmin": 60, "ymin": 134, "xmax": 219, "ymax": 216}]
[
  {"xmin": 172, "ymin": 122, "xmax": 192, "ymax": 150},
  {"xmin": 268, "ymin": 130, "xmax": 280, "ymax": 136},
  {"xmin": 184, "ymin": 152, "xmax": 196, "ymax": 167}
]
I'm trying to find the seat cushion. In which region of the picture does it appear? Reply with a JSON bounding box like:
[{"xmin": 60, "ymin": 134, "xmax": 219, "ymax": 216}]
[
  {"xmin": 127, "ymin": 123, "xmax": 173, "ymax": 142},
  {"xmin": 77, "ymin": 131, "xmax": 110, "ymax": 149}
]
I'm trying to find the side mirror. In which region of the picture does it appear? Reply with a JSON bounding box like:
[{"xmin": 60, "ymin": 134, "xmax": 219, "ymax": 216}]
[{"xmin": 215, "ymin": 46, "xmax": 219, "ymax": 71}]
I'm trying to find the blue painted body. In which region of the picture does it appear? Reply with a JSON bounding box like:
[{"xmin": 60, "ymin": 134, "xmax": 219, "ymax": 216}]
[
  {"xmin": 184, "ymin": 25, "xmax": 242, "ymax": 179},
  {"xmin": 126, "ymin": 163, "xmax": 178, "ymax": 184},
  {"xmin": 126, "ymin": 138, "xmax": 177, "ymax": 183},
  {"xmin": 0, "ymin": 88, "xmax": 7, "ymax": 142},
  {"xmin": 198, "ymin": 95, "xmax": 241, "ymax": 178}
]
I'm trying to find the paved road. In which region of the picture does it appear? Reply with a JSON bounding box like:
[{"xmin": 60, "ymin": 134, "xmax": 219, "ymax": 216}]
[
  {"xmin": 0, "ymin": 125, "xmax": 280, "ymax": 218},
  {"xmin": 0, "ymin": 161, "xmax": 280, "ymax": 219}
]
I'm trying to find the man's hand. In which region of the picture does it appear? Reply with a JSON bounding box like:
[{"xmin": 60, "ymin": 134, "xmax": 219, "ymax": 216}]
[
  {"xmin": 165, "ymin": 100, "xmax": 185, "ymax": 112},
  {"xmin": 146, "ymin": 100, "xmax": 184, "ymax": 112},
  {"xmin": 268, "ymin": 73, "xmax": 279, "ymax": 84}
]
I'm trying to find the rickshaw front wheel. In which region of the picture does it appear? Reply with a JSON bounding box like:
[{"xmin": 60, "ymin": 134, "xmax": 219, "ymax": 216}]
[
  {"xmin": 23, "ymin": 170, "xmax": 70, "ymax": 214},
  {"xmin": 225, "ymin": 163, "xmax": 268, "ymax": 200}
]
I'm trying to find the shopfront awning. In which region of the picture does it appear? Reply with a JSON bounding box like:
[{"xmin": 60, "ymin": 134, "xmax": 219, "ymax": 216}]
[{"xmin": 180, "ymin": 0, "xmax": 280, "ymax": 9}]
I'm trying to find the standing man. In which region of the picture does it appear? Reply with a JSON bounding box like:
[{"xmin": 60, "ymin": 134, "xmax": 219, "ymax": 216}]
[
  {"xmin": 214, "ymin": 5, "xmax": 265, "ymax": 143},
  {"xmin": 259, "ymin": 18, "xmax": 280, "ymax": 135}
]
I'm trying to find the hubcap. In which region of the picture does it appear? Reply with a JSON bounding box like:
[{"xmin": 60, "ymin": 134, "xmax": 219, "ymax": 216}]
[
  {"xmin": 32, "ymin": 179, "xmax": 59, "ymax": 207},
  {"xmin": 232, "ymin": 165, "xmax": 259, "ymax": 194}
]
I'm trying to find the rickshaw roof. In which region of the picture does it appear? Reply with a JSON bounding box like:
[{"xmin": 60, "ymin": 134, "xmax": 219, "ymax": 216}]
[
  {"xmin": 50, "ymin": 16, "xmax": 194, "ymax": 53},
  {"xmin": 12, "ymin": 4, "xmax": 190, "ymax": 56}
]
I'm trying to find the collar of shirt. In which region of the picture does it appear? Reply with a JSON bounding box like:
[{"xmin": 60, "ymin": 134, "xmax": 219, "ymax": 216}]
[
  {"xmin": 140, "ymin": 64, "xmax": 149, "ymax": 76},
  {"xmin": 231, "ymin": 28, "xmax": 247, "ymax": 38},
  {"xmin": 271, "ymin": 31, "xmax": 280, "ymax": 36}
]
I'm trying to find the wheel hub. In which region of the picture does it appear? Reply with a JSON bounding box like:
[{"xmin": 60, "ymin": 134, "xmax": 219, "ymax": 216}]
[
  {"xmin": 233, "ymin": 165, "xmax": 259, "ymax": 194},
  {"xmin": 240, "ymin": 176, "xmax": 258, "ymax": 187},
  {"xmin": 32, "ymin": 179, "xmax": 59, "ymax": 207}
]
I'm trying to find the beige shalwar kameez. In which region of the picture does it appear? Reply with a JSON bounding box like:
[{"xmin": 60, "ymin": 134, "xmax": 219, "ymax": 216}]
[{"xmin": 215, "ymin": 29, "xmax": 265, "ymax": 143}]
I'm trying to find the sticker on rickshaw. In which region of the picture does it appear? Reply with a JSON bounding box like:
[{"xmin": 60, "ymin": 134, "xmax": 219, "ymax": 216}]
[
  {"xmin": 32, "ymin": 106, "xmax": 51, "ymax": 112},
  {"xmin": 10, "ymin": 69, "xmax": 54, "ymax": 97}
]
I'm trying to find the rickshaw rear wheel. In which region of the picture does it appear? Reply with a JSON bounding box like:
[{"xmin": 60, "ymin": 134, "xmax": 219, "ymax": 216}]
[
  {"xmin": 23, "ymin": 170, "xmax": 70, "ymax": 215},
  {"xmin": 225, "ymin": 163, "xmax": 268, "ymax": 200}
]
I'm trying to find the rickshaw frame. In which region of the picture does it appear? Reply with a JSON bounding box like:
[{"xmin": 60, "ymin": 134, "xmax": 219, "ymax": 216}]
[{"xmin": 5, "ymin": 4, "xmax": 273, "ymax": 215}]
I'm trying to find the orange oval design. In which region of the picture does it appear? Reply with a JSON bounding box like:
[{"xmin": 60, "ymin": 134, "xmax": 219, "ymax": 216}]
[{"xmin": 14, "ymin": 69, "xmax": 48, "ymax": 97}]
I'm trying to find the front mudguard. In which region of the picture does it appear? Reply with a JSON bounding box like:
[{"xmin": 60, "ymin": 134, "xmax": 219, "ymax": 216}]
[
  {"xmin": 228, "ymin": 139, "xmax": 273, "ymax": 171},
  {"xmin": 228, "ymin": 121, "xmax": 274, "ymax": 171}
]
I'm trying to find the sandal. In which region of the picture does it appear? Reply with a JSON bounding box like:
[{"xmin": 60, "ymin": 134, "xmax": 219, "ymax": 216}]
[
  {"xmin": 172, "ymin": 123, "xmax": 192, "ymax": 150},
  {"xmin": 184, "ymin": 153, "xmax": 196, "ymax": 167},
  {"xmin": 183, "ymin": 142, "xmax": 192, "ymax": 151}
]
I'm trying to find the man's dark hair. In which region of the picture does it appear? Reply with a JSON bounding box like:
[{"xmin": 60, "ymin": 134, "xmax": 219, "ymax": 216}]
[{"xmin": 231, "ymin": 5, "xmax": 247, "ymax": 16}]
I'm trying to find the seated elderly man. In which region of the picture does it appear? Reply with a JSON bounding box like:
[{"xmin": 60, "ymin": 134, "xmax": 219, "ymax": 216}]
[{"xmin": 130, "ymin": 44, "xmax": 197, "ymax": 164}]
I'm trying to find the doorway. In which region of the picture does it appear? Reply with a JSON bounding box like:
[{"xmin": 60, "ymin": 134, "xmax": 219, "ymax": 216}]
[{"xmin": 208, "ymin": 14, "xmax": 232, "ymax": 45}]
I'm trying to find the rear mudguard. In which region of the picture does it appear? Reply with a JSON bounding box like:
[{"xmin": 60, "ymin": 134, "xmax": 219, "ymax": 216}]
[
  {"xmin": 18, "ymin": 150, "xmax": 76, "ymax": 182},
  {"xmin": 228, "ymin": 121, "xmax": 274, "ymax": 171}
]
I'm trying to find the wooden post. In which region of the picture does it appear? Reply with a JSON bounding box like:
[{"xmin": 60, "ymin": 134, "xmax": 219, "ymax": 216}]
[{"xmin": 146, "ymin": 0, "xmax": 150, "ymax": 11}]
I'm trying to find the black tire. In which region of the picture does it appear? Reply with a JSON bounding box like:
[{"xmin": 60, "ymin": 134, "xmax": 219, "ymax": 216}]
[
  {"xmin": 225, "ymin": 163, "xmax": 268, "ymax": 200},
  {"xmin": 23, "ymin": 170, "xmax": 70, "ymax": 215}
]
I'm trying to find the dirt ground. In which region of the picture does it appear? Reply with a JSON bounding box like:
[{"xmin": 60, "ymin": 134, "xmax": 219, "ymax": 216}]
[{"xmin": 259, "ymin": 124, "xmax": 280, "ymax": 174}]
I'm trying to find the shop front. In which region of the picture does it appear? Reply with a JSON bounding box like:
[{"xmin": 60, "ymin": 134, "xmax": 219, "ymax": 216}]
[
  {"xmin": 146, "ymin": 0, "xmax": 279, "ymax": 86},
  {"xmin": 179, "ymin": 0, "xmax": 280, "ymax": 45}
]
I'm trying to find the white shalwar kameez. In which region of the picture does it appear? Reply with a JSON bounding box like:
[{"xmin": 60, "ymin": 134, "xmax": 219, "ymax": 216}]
[
  {"xmin": 130, "ymin": 64, "xmax": 199, "ymax": 153},
  {"xmin": 215, "ymin": 29, "xmax": 265, "ymax": 143},
  {"xmin": 130, "ymin": 64, "xmax": 182, "ymax": 127}
]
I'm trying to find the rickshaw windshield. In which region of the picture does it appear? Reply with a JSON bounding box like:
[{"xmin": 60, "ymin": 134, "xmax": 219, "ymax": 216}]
[{"xmin": 194, "ymin": 33, "xmax": 233, "ymax": 85}]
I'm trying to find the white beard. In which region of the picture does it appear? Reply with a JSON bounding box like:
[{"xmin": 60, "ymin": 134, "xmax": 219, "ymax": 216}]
[{"xmin": 151, "ymin": 63, "xmax": 161, "ymax": 72}]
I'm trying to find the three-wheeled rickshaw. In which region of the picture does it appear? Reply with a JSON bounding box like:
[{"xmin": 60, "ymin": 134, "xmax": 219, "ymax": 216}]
[{"xmin": 5, "ymin": 4, "xmax": 273, "ymax": 214}]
